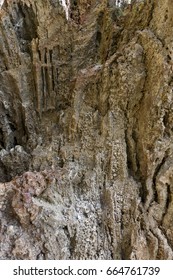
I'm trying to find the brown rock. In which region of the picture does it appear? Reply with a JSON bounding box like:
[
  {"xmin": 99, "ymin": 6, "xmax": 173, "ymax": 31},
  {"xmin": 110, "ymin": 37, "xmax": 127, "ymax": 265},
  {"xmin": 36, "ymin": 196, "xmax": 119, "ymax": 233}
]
[{"xmin": 1, "ymin": 0, "xmax": 173, "ymax": 260}]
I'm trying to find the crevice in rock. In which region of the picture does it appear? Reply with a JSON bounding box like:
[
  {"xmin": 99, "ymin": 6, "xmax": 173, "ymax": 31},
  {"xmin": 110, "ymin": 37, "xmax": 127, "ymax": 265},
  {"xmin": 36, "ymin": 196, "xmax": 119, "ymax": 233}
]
[
  {"xmin": 152, "ymin": 154, "xmax": 168, "ymax": 204},
  {"xmin": 165, "ymin": 183, "xmax": 171, "ymax": 211},
  {"xmin": 9, "ymin": 2, "xmax": 38, "ymax": 54}
]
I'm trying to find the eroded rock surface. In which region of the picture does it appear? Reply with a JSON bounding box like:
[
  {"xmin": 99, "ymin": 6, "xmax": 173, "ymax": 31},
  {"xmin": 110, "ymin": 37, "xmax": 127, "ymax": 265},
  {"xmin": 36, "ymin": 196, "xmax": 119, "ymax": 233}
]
[{"xmin": 1, "ymin": 0, "xmax": 173, "ymax": 259}]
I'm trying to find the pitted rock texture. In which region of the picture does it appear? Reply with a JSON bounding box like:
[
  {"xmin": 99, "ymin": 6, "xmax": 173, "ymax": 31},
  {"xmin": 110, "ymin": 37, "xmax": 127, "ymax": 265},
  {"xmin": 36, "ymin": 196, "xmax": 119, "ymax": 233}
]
[{"xmin": 1, "ymin": 0, "xmax": 173, "ymax": 259}]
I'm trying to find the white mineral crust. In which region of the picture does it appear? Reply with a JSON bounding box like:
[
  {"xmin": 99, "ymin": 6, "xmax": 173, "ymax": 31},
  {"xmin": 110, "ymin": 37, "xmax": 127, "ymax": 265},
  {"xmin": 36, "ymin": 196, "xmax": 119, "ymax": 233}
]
[{"xmin": 59, "ymin": 0, "xmax": 70, "ymax": 20}]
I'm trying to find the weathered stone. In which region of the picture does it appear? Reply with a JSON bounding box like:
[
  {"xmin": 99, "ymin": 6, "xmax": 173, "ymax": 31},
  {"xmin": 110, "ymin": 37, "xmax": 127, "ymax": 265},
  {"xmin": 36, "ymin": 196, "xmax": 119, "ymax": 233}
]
[{"xmin": 1, "ymin": 0, "xmax": 173, "ymax": 260}]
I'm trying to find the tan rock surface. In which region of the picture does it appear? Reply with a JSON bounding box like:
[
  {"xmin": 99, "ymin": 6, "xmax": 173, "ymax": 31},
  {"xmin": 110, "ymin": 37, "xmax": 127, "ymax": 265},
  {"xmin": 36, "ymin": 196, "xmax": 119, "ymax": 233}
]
[{"xmin": 0, "ymin": 0, "xmax": 173, "ymax": 259}]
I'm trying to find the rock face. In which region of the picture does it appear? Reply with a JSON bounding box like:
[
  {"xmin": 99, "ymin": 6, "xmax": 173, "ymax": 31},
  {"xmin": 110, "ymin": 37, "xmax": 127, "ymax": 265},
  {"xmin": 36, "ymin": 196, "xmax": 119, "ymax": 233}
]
[{"xmin": 1, "ymin": 0, "xmax": 173, "ymax": 259}]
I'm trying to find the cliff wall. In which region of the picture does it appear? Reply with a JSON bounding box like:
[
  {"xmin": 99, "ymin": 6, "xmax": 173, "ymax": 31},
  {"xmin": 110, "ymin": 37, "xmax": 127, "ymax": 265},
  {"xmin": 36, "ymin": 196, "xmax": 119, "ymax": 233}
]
[{"xmin": 1, "ymin": 0, "xmax": 173, "ymax": 259}]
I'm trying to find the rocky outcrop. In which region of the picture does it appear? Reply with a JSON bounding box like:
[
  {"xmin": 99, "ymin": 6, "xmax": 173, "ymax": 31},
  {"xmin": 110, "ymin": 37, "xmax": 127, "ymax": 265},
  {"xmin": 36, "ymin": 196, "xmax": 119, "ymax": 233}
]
[{"xmin": 1, "ymin": 0, "xmax": 173, "ymax": 259}]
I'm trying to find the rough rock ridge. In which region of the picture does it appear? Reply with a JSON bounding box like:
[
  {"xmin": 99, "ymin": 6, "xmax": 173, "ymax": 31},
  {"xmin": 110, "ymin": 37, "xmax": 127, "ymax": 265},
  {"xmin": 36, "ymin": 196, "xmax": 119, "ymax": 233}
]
[{"xmin": 1, "ymin": 0, "xmax": 173, "ymax": 259}]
